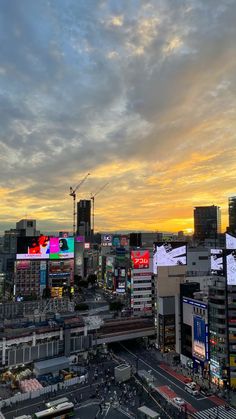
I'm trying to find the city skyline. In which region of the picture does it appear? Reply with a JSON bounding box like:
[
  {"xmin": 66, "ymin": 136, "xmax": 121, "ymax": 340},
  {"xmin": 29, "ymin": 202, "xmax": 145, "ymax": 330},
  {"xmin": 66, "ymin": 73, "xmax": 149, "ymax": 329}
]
[{"xmin": 1, "ymin": 1, "xmax": 236, "ymax": 234}]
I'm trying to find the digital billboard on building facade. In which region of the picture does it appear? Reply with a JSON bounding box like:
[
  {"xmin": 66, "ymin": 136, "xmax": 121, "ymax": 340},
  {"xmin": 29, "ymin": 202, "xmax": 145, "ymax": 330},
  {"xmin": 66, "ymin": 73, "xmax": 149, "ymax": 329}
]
[
  {"xmin": 49, "ymin": 237, "xmax": 74, "ymax": 259},
  {"xmin": 16, "ymin": 236, "xmax": 50, "ymax": 259},
  {"xmin": 226, "ymin": 250, "xmax": 236, "ymax": 285},
  {"xmin": 131, "ymin": 250, "xmax": 150, "ymax": 269},
  {"xmin": 226, "ymin": 233, "xmax": 236, "ymax": 249},
  {"xmin": 192, "ymin": 316, "xmax": 207, "ymax": 361},
  {"xmin": 17, "ymin": 237, "xmax": 74, "ymax": 260},
  {"xmin": 210, "ymin": 249, "xmax": 224, "ymax": 275},
  {"xmin": 153, "ymin": 242, "xmax": 187, "ymax": 272}
]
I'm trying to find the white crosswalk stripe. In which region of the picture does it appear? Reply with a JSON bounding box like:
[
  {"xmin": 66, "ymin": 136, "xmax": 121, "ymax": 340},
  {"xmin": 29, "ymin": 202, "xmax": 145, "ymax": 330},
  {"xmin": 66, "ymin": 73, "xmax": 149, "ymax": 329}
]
[{"xmin": 193, "ymin": 405, "xmax": 236, "ymax": 419}]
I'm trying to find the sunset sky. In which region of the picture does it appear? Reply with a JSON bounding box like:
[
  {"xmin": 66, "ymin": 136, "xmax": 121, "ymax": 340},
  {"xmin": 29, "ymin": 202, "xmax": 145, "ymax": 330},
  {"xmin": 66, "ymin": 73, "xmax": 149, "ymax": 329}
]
[{"xmin": 0, "ymin": 0, "xmax": 236, "ymax": 234}]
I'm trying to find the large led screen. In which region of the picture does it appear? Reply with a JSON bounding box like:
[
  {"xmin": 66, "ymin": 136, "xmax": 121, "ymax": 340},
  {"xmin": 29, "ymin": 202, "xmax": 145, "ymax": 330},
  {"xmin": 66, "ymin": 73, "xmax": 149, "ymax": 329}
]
[
  {"xmin": 49, "ymin": 237, "xmax": 74, "ymax": 259},
  {"xmin": 131, "ymin": 250, "xmax": 150, "ymax": 269},
  {"xmin": 17, "ymin": 236, "xmax": 50, "ymax": 260},
  {"xmin": 153, "ymin": 242, "xmax": 187, "ymax": 272},
  {"xmin": 226, "ymin": 233, "xmax": 236, "ymax": 250},
  {"xmin": 211, "ymin": 249, "xmax": 223, "ymax": 275},
  {"xmin": 193, "ymin": 316, "xmax": 206, "ymax": 361},
  {"xmin": 226, "ymin": 250, "xmax": 236, "ymax": 285}
]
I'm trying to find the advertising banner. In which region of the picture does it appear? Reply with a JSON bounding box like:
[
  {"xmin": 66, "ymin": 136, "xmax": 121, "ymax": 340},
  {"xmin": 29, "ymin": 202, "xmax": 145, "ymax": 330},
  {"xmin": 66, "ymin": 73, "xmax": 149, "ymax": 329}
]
[
  {"xmin": 226, "ymin": 250, "xmax": 236, "ymax": 285},
  {"xmin": 131, "ymin": 250, "xmax": 150, "ymax": 269},
  {"xmin": 153, "ymin": 242, "xmax": 187, "ymax": 272},
  {"xmin": 17, "ymin": 236, "xmax": 50, "ymax": 259},
  {"xmin": 211, "ymin": 249, "xmax": 223, "ymax": 275},
  {"xmin": 101, "ymin": 234, "xmax": 112, "ymax": 246},
  {"xmin": 193, "ymin": 316, "xmax": 206, "ymax": 361},
  {"xmin": 49, "ymin": 237, "xmax": 74, "ymax": 259},
  {"xmin": 17, "ymin": 236, "xmax": 74, "ymax": 260},
  {"xmin": 226, "ymin": 233, "xmax": 236, "ymax": 250}
]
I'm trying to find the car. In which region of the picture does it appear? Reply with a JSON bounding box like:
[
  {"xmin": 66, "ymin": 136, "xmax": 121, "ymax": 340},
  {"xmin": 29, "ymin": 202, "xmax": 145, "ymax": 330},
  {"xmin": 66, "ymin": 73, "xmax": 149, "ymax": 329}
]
[
  {"xmin": 173, "ymin": 397, "xmax": 186, "ymax": 407},
  {"xmin": 185, "ymin": 382, "xmax": 199, "ymax": 395}
]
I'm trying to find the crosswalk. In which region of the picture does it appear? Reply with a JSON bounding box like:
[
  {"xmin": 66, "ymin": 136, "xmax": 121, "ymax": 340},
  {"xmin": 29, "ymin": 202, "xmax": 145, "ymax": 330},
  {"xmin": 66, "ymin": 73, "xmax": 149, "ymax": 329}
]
[{"xmin": 193, "ymin": 405, "xmax": 236, "ymax": 419}]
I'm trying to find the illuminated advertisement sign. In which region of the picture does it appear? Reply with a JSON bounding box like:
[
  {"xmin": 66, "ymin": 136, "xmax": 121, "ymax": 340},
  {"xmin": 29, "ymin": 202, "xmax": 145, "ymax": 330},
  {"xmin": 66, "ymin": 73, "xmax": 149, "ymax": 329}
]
[
  {"xmin": 16, "ymin": 260, "xmax": 31, "ymax": 270},
  {"xmin": 40, "ymin": 261, "xmax": 47, "ymax": 291},
  {"xmin": 59, "ymin": 232, "xmax": 69, "ymax": 238},
  {"xmin": 211, "ymin": 249, "xmax": 223, "ymax": 275},
  {"xmin": 112, "ymin": 236, "xmax": 120, "ymax": 247},
  {"xmin": 17, "ymin": 237, "xmax": 74, "ymax": 260},
  {"xmin": 75, "ymin": 235, "xmax": 85, "ymax": 243},
  {"xmin": 51, "ymin": 287, "xmax": 63, "ymax": 299},
  {"xmin": 193, "ymin": 316, "xmax": 206, "ymax": 361},
  {"xmin": 226, "ymin": 250, "xmax": 236, "ymax": 285},
  {"xmin": 131, "ymin": 250, "xmax": 150, "ymax": 269},
  {"xmin": 101, "ymin": 234, "xmax": 112, "ymax": 246},
  {"xmin": 49, "ymin": 237, "xmax": 74, "ymax": 259},
  {"xmin": 17, "ymin": 236, "xmax": 50, "ymax": 260},
  {"xmin": 226, "ymin": 233, "xmax": 236, "ymax": 249},
  {"xmin": 210, "ymin": 359, "xmax": 221, "ymax": 378},
  {"xmin": 120, "ymin": 235, "xmax": 129, "ymax": 247},
  {"xmin": 153, "ymin": 242, "xmax": 187, "ymax": 272}
]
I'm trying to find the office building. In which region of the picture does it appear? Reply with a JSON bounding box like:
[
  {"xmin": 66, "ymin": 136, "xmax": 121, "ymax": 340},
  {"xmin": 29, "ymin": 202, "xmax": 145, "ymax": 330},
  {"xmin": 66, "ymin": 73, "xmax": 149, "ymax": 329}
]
[
  {"xmin": 194, "ymin": 205, "xmax": 221, "ymax": 242},
  {"xmin": 228, "ymin": 196, "xmax": 236, "ymax": 236},
  {"xmin": 77, "ymin": 200, "xmax": 91, "ymax": 240}
]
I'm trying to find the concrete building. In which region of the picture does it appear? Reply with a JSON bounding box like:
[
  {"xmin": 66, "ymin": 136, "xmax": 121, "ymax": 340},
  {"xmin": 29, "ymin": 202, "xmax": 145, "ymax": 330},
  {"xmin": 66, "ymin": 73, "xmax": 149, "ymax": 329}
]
[
  {"xmin": 155, "ymin": 265, "xmax": 186, "ymax": 351},
  {"xmin": 77, "ymin": 200, "xmax": 91, "ymax": 240},
  {"xmin": 208, "ymin": 277, "xmax": 228, "ymax": 387},
  {"xmin": 131, "ymin": 251, "xmax": 153, "ymax": 316},
  {"xmin": 194, "ymin": 205, "xmax": 221, "ymax": 242}
]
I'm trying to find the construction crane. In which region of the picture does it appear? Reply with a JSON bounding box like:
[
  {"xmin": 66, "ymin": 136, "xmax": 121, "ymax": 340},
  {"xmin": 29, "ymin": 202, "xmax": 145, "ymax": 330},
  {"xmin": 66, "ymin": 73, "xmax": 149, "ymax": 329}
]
[
  {"xmin": 69, "ymin": 172, "xmax": 90, "ymax": 236},
  {"xmin": 91, "ymin": 182, "xmax": 109, "ymax": 235}
]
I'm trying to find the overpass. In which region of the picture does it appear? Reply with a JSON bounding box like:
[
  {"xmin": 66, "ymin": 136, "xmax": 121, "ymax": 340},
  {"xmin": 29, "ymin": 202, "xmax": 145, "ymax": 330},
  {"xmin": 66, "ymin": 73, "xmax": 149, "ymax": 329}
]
[{"xmin": 94, "ymin": 317, "xmax": 156, "ymax": 344}]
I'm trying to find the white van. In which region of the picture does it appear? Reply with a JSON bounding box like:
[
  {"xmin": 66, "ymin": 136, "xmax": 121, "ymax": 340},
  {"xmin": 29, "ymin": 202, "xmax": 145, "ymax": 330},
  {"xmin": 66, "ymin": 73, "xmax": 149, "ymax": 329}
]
[{"xmin": 184, "ymin": 382, "xmax": 199, "ymax": 396}]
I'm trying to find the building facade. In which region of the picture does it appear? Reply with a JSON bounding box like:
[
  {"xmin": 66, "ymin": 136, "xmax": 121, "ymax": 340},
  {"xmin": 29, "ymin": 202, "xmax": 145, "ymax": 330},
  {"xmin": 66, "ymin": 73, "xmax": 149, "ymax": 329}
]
[
  {"xmin": 194, "ymin": 205, "xmax": 221, "ymax": 242},
  {"xmin": 77, "ymin": 200, "xmax": 91, "ymax": 240}
]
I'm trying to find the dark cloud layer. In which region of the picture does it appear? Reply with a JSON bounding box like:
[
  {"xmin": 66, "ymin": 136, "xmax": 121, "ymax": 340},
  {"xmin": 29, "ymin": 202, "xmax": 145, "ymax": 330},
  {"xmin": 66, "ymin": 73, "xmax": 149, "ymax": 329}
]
[{"xmin": 0, "ymin": 0, "xmax": 236, "ymax": 232}]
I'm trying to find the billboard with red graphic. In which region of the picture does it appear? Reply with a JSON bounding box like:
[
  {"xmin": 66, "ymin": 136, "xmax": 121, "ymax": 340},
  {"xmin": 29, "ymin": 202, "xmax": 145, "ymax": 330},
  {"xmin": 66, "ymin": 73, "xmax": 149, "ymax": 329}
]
[{"xmin": 131, "ymin": 250, "xmax": 150, "ymax": 269}]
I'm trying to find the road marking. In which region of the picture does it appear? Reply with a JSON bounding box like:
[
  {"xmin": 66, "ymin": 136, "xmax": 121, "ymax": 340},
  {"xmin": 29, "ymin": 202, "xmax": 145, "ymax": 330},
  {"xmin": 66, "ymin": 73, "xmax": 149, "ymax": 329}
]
[{"xmin": 119, "ymin": 344, "xmax": 198, "ymax": 401}]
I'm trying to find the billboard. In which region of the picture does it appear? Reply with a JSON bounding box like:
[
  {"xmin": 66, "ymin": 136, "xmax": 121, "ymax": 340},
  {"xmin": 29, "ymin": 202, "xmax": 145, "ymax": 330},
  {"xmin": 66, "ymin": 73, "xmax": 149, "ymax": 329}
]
[
  {"xmin": 112, "ymin": 235, "xmax": 120, "ymax": 247},
  {"xmin": 120, "ymin": 235, "xmax": 129, "ymax": 247},
  {"xmin": 153, "ymin": 242, "xmax": 187, "ymax": 272},
  {"xmin": 131, "ymin": 250, "xmax": 150, "ymax": 269},
  {"xmin": 17, "ymin": 236, "xmax": 50, "ymax": 260},
  {"xmin": 226, "ymin": 233, "xmax": 236, "ymax": 249},
  {"xmin": 101, "ymin": 234, "xmax": 112, "ymax": 246},
  {"xmin": 210, "ymin": 249, "xmax": 223, "ymax": 275},
  {"xmin": 75, "ymin": 235, "xmax": 85, "ymax": 243},
  {"xmin": 49, "ymin": 237, "xmax": 74, "ymax": 259},
  {"xmin": 16, "ymin": 260, "xmax": 31, "ymax": 270},
  {"xmin": 226, "ymin": 250, "xmax": 236, "ymax": 285},
  {"xmin": 193, "ymin": 316, "xmax": 206, "ymax": 361}
]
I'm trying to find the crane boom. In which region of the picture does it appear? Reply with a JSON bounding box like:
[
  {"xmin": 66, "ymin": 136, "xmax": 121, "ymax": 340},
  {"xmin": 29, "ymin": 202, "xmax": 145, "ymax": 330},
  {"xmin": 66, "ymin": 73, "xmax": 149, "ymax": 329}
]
[
  {"xmin": 91, "ymin": 182, "xmax": 109, "ymax": 235},
  {"xmin": 69, "ymin": 172, "xmax": 90, "ymax": 236}
]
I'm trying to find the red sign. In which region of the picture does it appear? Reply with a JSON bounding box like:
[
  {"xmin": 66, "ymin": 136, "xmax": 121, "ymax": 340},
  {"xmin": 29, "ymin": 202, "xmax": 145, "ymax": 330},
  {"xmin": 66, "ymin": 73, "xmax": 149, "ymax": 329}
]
[{"xmin": 131, "ymin": 250, "xmax": 150, "ymax": 269}]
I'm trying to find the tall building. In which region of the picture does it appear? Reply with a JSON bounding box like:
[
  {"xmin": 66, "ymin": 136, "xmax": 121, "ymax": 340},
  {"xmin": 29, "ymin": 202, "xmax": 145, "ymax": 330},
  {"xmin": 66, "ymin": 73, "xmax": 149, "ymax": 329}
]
[
  {"xmin": 194, "ymin": 205, "xmax": 221, "ymax": 241},
  {"xmin": 228, "ymin": 196, "xmax": 236, "ymax": 235},
  {"xmin": 77, "ymin": 200, "xmax": 91, "ymax": 240}
]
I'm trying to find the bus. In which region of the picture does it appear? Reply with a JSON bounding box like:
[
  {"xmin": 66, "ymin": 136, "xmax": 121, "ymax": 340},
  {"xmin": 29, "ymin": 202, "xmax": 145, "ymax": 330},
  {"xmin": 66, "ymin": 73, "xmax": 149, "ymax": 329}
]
[
  {"xmin": 46, "ymin": 398, "xmax": 69, "ymax": 408},
  {"xmin": 33, "ymin": 402, "xmax": 74, "ymax": 419}
]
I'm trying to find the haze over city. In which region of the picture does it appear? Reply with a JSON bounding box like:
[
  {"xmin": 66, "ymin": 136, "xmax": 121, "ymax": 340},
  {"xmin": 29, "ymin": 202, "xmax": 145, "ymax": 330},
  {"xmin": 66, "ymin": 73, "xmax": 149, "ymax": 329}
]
[{"xmin": 1, "ymin": 0, "xmax": 236, "ymax": 234}]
